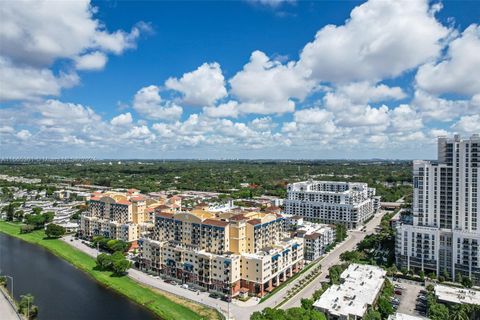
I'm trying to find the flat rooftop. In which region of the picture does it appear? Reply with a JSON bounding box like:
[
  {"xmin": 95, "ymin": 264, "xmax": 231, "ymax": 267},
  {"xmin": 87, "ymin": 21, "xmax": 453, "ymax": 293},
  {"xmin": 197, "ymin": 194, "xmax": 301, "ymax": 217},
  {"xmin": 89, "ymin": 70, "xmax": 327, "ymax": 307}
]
[
  {"xmin": 388, "ymin": 313, "xmax": 428, "ymax": 320},
  {"xmin": 313, "ymin": 264, "xmax": 386, "ymax": 318},
  {"xmin": 435, "ymin": 284, "xmax": 480, "ymax": 305}
]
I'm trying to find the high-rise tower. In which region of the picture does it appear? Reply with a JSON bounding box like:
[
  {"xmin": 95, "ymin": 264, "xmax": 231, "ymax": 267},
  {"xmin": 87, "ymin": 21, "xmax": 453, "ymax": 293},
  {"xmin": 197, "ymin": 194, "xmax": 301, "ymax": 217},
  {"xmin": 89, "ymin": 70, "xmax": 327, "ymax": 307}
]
[{"xmin": 396, "ymin": 134, "xmax": 480, "ymax": 283}]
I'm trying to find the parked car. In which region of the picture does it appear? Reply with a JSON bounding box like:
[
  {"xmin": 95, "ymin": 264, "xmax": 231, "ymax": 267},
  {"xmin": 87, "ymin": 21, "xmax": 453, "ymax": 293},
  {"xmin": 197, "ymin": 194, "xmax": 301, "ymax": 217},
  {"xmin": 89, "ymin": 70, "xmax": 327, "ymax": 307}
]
[
  {"xmin": 188, "ymin": 287, "xmax": 198, "ymax": 292},
  {"xmin": 181, "ymin": 284, "xmax": 189, "ymax": 289},
  {"xmin": 395, "ymin": 290, "xmax": 402, "ymax": 295},
  {"xmin": 209, "ymin": 292, "xmax": 220, "ymax": 299},
  {"xmin": 221, "ymin": 296, "xmax": 232, "ymax": 302}
]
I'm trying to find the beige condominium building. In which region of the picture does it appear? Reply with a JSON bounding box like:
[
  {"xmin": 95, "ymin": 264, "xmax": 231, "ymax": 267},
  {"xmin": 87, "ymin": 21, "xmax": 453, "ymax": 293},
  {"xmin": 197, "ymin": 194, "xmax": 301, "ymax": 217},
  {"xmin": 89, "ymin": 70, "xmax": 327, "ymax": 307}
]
[
  {"xmin": 139, "ymin": 208, "xmax": 304, "ymax": 297},
  {"xmin": 80, "ymin": 190, "xmax": 178, "ymax": 242}
]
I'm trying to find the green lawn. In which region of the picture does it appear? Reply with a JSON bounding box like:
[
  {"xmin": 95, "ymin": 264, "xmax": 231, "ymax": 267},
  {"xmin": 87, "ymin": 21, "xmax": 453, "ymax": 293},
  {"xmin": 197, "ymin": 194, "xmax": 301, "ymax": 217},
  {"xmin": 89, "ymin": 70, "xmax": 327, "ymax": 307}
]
[{"xmin": 0, "ymin": 221, "xmax": 218, "ymax": 320}]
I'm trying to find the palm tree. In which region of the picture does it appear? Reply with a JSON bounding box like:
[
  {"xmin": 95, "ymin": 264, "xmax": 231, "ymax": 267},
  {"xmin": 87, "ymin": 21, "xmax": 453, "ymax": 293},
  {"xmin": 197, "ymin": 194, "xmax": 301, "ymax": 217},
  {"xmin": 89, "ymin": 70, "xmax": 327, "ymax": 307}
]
[{"xmin": 451, "ymin": 305, "xmax": 469, "ymax": 320}]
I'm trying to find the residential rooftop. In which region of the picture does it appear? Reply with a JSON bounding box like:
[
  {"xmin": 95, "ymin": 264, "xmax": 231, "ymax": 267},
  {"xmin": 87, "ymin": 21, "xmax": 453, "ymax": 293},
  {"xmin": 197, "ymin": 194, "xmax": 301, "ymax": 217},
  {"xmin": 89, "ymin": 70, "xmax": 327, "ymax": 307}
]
[
  {"xmin": 435, "ymin": 284, "xmax": 480, "ymax": 305},
  {"xmin": 313, "ymin": 264, "xmax": 386, "ymax": 318}
]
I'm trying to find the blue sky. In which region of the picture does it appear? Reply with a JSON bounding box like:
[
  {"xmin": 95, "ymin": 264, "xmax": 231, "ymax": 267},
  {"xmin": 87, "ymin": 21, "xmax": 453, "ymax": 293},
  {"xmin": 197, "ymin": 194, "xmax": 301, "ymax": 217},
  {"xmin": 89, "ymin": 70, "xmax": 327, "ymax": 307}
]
[{"xmin": 0, "ymin": 0, "xmax": 479, "ymax": 159}]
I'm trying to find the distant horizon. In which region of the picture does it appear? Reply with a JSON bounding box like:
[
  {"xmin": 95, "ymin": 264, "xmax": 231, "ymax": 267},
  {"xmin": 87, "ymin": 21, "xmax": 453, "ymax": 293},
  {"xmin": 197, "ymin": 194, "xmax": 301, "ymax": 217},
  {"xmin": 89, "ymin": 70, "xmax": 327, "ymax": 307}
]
[{"xmin": 0, "ymin": 157, "xmax": 421, "ymax": 162}]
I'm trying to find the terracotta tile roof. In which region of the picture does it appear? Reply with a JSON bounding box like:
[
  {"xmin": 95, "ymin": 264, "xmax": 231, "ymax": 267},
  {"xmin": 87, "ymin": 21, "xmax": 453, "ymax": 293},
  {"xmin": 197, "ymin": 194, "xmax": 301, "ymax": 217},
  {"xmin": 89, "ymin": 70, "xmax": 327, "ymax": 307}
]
[
  {"xmin": 229, "ymin": 214, "xmax": 246, "ymax": 221},
  {"xmin": 130, "ymin": 196, "xmax": 146, "ymax": 201},
  {"xmin": 203, "ymin": 219, "xmax": 228, "ymax": 227},
  {"xmin": 116, "ymin": 200, "xmax": 131, "ymax": 206},
  {"xmin": 129, "ymin": 241, "xmax": 139, "ymax": 251},
  {"xmin": 90, "ymin": 196, "xmax": 102, "ymax": 201},
  {"xmin": 156, "ymin": 211, "xmax": 174, "ymax": 219},
  {"xmin": 247, "ymin": 218, "xmax": 262, "ymax": 225},
  {"xmin": 146, "ymin": 208, "xmax": 155, "ymax": 212},
  {"xmin": 266, "ymin": 206, "xmax": 281, "ymax": 211},
  {"xmin": 155, "ymin": 205, "xmax": 170, "ymax": 210},
  {"xmin": 304, "ymin": 233, "xmax": 321, "ymax": 240},
  {"xmin": 195, "ymin": 202, "xmax": 208, "ymax": 207}
]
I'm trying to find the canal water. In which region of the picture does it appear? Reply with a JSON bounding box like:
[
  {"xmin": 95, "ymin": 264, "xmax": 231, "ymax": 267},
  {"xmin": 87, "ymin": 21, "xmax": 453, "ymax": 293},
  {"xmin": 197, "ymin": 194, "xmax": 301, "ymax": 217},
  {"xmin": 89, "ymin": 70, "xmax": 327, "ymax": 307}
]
[{"xmin": 0, "ymin": 233, "xmax": 158, "ymax": 320}]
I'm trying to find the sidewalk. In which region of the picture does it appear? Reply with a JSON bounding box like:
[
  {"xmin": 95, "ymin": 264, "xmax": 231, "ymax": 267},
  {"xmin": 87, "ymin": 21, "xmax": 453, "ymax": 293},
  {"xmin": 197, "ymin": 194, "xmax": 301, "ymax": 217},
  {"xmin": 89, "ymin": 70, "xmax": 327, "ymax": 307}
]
[{"xmin": 0, "ymin": 286, "xmax": 22, "ymax": 320}]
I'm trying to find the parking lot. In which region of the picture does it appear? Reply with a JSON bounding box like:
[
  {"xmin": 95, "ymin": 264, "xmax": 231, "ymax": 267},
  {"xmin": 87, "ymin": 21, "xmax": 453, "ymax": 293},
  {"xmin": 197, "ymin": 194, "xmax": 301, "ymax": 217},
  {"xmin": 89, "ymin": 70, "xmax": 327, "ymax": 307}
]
[{"xmin": 391, "ymin": 278, "xmax": 429, "ymax": 318}]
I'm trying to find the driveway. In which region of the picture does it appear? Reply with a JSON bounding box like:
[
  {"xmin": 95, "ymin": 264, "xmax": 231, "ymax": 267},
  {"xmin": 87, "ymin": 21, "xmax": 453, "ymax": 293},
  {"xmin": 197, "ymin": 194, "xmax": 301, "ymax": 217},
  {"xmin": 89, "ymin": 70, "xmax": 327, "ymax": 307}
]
[{"xmin": 392, "ymin": 278, "xmax": 427, "ymax": 318}]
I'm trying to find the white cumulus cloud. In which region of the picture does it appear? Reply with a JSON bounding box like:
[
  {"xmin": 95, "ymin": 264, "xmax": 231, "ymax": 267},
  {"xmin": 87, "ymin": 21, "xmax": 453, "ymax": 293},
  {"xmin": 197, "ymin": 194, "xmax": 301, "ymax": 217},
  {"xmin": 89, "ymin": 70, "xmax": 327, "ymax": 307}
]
[
  {"xmin": 416, "ymin": 24, "xmax": 480, "ymax": 97},
  {"xmin": 74, "ymin": 51, "xmax": 108, "ymax": 71},
  {"xmin": 230, "ymin": 50, "xmax": 315, "ymax": 114},
  {"xmin": 299, "ymin": 0, "xmax": 450, "ymax": 83},
  {"xmin": 0, "ymin": 0, "xmax": 149, "ymax": 101},
  {"xmin": 133, "ymin": 85, "xmax": 183, "ymax": 120},
  {"xmin": 111, "ymin": 112, "xmax": 133, "ymax": 126},
  {"xmin": 165, "ymin": 62, "xmax": 227, "ymax": 106}
]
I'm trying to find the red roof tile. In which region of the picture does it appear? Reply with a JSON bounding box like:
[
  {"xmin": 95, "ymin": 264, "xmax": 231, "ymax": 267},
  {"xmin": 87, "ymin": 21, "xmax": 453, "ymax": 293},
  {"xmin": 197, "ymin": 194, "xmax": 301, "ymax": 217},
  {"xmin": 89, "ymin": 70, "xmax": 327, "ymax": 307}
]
[
  {"xmin": 247, "ymin": 218, "xmax": 262, "ymax": 225},
  {"xmin": 203, "ymin": 219, "xmax": 228, "ymax": 227},
  {"xmin": 156, "ymin": 211, "xmax": 174, "ymax": 219}
]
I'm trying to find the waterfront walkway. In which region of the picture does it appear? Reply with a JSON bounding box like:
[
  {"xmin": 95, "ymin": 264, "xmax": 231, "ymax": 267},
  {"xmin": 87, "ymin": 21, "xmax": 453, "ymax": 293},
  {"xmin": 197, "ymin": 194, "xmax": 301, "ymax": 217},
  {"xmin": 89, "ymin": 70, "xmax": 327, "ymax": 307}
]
[{"xmin": 0, "ymin": 287, "xmax": 21, "ymax": 320}]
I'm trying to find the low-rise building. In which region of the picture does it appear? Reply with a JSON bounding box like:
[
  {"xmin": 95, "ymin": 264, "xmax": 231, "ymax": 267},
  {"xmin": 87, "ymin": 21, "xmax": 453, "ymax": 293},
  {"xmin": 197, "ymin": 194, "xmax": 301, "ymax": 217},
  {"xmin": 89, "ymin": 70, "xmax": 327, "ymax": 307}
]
[
  {"xmin": 387, "ymin": 313, "xmax": 428, "ymax": 320},
  {"xmin": 434, "ymin": 284, "xmax": 480, "ymax": 306},
  {"xmin": 313, "ymin": 264, "xmax": 386, "ymax": 319}
]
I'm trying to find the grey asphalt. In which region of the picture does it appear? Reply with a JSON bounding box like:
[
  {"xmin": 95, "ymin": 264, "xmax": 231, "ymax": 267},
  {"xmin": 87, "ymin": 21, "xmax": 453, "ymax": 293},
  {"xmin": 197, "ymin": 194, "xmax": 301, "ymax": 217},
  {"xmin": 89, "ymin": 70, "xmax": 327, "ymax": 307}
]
[{"xmin": 393, "ymin": 278, "xmax": 427, "ymax": 318}]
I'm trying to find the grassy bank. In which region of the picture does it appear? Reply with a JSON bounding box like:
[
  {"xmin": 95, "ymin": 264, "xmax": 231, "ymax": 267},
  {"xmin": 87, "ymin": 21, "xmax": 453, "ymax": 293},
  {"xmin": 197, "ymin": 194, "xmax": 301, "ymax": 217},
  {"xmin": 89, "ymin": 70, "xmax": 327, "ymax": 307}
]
[{"xmin": 0, "ymin": 221, "xmax": 220, "ymax": 320}]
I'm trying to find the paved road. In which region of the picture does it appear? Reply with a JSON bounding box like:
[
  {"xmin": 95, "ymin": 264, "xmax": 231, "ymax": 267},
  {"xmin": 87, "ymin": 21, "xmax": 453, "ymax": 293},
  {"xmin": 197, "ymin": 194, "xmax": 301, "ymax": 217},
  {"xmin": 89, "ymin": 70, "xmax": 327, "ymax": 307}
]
[
  {"xmin": 62, "ymin": 211, "xmax": 385, "ymax": 320},
  {"xmin": 280, "ymin": 211, "xmax": 386, "ymax": 310},
  {"xmin": 0, "ymin": 288, "xmax": 21, "ymax": 320}
]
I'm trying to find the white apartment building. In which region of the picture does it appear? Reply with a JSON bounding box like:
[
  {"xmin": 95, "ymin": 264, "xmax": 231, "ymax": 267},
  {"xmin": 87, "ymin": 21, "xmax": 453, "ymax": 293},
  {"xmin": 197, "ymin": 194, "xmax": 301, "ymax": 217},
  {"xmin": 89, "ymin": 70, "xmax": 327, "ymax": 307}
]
[
  {"xmin": 396, "ymin": 135, "xmax": 480, "ymax": 284},
  {"xmin": 285, "ymin": 181, "xmax": 377, "ymax": 229},
  {"xmin": 313, "ymin": 264, "xmax": 386, "ymax": 319},
  {"xmin": 295, "ymin": 222, "xmax": 335, "ymax": 261}
]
